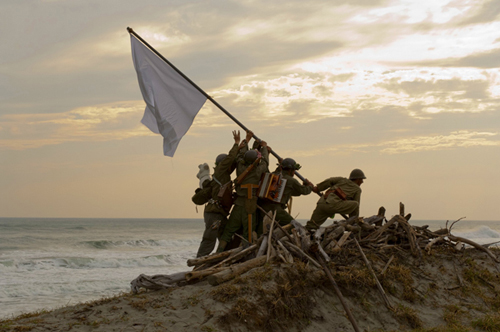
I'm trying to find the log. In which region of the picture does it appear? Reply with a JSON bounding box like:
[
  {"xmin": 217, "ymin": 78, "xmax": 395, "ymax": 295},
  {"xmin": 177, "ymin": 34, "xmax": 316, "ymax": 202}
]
[
  {"xmin": 257, "ymin": 234, "xmax": 269, "ymax": 257},
  {"xmin": 291, "ymin": 229, "xmax": 302, "ymax": 248},
  {"xmin": 207, "ymin": 256, "xmax": 267, "ymax": 286},
  {"xmin": 131, "ymin": 271, "xmax": 188, "ymax": 293},
  {"xmin": 277, "ymin": 253, "xmax": 287, "ymax": 263},
  {"xmin": 277, "ymin": 240, "xmax": 294, "ymax": 263},
  {"xmin": 322, "ymin": 225, "xmax": 345, "ymax": 247},
  {"xmin": 364, "ymin": 215, "xmax": 403, "ymax": 241},
  {"xmin": 378, "ymin": 206, "xmax": 386, "ymax": 217},
  {"xmin": 328, "ymin": 231, "xmax": 352, "ymax": 254},
  {"xmin": 193, "ymin": 263, "xmax": 209, "ymax": 271},
  {"xmin": 346, "ymin": 225, "xmax": 361, "ymax": 233},
  {"xmin": 185, "ymin": 267, "xmax": 229, "ymax": 281},
  {"xmin": 381, "ymin": 255, "xmax": 394, "ymax": 276},
  {"xmin": 363, "ymin": 215, "xmax": 384, "ymax": 226},
  {"xmin": 314, "ymin": 227, "xmax": 327, "ymax": 241},
  {"xmin": 310, "ymin": 228, "xmax": 330, "ymax": 263},
  {"xmin": 267, "ymin": 211, "xmax": 277, "ymax": 263},
  {"xmin": 187, "ymin": 247, "xmax": 242, "ymax": 267},
  {"xmin": 354, "ymin": 238, "xmax": 392, "ymax": 310},
  {"xmin": 291, "ymin": 219, "xmax": 312, "ymax": 252},
  {"xmin": 316, "ymin": 253, "xmax": 361, "ymax": 332},
  {"xmin": 212, "ymin": 244, "xmax": 258, "ymax": 268},
  {"xmin": 433, "ymin": 228, "xmax": 449, "ymax": 236},
  {"xmin": 448, "ymin": 234, "xmax": 500, "ymax": 263},
  {"xmin": 324, "ymin": 239, "xmax": 338, "ymax": 253},
  {"xmin": 398, "ymin": 217, "xmax": 421, "ymax": 258},
  {"xmin": 283, "ymin": 241, "xmax": 322, "ymax": 268}
]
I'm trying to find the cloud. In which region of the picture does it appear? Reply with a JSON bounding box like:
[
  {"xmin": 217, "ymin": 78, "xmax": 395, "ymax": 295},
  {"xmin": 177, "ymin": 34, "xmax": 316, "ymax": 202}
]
[
  {"xmin": 457, "ymin": 0, "xmax": 500, "ymax": 25},
  {"xmin": 290, "ymin": 130, "xmax": 500, "ymax": 157},
  {"xmin": 0, "ymin": 101, "xmax": 150, "ymax": 150},
  {"xmin": 380, "ymin": 130, "xmax": 500, "ymax": 154},
  {"xmin": 404, "ymin": 48, "xmax": 500, "ymax": 69},
  {"xmin": 377, "ymin": 77, "xmax": 491, "ymax": 99}
]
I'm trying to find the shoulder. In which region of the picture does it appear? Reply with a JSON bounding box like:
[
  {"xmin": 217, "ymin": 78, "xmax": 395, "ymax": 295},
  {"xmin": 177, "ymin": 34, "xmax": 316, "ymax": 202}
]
[{"xmin": 284, "ymin": 174, "xmax": 300, "ymax": 184}]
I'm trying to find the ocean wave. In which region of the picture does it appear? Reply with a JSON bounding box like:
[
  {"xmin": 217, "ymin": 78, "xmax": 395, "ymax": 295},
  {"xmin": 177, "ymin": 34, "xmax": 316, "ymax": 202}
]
[
  {"xmin": 66, "ymin": 226, "xmax": 87, "ymax": 230},
  {"xmin": 0, "ymin": 254, "xmax": 188, "ymax": 272},
  {"xmin": 80, "ymin": 238, "xmax": 199, "ymax": 249},
  {"xmin": 452, "ymin": 226, "xmax": 500, "ymax": 244}
]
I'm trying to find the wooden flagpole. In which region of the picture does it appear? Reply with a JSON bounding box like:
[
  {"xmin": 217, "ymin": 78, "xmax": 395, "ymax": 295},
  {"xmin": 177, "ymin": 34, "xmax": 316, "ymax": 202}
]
[{"xmin": 127, "ymin": 27, "xmax": 312, "ymax": 183}]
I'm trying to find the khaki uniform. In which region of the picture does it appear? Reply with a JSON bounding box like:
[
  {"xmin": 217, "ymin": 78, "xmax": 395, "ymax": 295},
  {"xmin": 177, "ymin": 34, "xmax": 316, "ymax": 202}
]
[
  {"xmin": 194, "ymin": 143, "xmax": 239, "ymax": 257},
  {"xmin": 305, "ymin": 177, "xmax": 361, "ymax": 231},
  {"xmin": 220, "ymin": 147, "xmax": 269, "ymax": 244},
  {"xmin": 260, "ymin": 172, "xmax": 312, "ymax": 226}
]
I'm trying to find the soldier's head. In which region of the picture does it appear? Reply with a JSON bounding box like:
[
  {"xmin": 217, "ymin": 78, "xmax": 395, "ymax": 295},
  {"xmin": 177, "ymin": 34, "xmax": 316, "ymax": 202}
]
[
  {"xmin": 280, "ymin": 158, "xmax": 301, "ymax": 174},
  {"xmin": 215, "ymin": 153, "xmax": 227, "ymax": 166},
  {"xmin": 243, "ymin": 149, "xmax": 259, "ymax": 165},
  {"xmin": 349, "ymin": 168, "xmax": 366, "ymax": 186}
]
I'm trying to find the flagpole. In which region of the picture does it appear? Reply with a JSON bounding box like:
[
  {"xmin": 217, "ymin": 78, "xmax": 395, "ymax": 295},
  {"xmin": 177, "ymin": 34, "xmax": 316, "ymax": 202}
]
[{"xmin": 127, "ymin": 27, "xmax": 311, "ymax": 184}]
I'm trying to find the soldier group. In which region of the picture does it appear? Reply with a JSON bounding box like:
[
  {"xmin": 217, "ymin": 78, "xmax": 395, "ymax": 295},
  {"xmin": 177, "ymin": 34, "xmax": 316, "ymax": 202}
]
[{"xmin": 191, "ymin": 130, "xmax": 366, "ymax": 257}]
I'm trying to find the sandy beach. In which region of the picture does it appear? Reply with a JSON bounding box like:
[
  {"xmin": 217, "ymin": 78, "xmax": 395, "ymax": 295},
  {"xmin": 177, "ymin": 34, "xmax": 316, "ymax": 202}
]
[{"xmin": 2, "ymin": 245, "xmax": 500, "ymax": 332}]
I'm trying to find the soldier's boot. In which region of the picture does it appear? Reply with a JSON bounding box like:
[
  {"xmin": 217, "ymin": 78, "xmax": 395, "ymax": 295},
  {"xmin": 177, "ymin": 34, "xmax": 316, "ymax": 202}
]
[{"xmin": 216, "ymin": 240, "xmax": 227, "ymax": 253}]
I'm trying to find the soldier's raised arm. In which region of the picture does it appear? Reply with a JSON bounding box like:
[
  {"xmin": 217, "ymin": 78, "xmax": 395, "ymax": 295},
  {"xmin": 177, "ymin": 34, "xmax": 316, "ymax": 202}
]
[{"xmin": 316, "ymin": 177, "xmax": 342, "ymax": 193}]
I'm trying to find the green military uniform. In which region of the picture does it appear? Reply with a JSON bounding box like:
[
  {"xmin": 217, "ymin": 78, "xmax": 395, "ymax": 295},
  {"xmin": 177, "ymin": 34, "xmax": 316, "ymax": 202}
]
[
  {"xmin": 260, "ymin": 172, "xmax": 312, "ymax": 226},
  {"xmin": 192, "ymin": 143, "xmax": 239, "ymax": 257},
  {"xmin": 305, "ymin": 177, "xmax": 361, "ymax": 231},
  {"xmin": 219, "ymin": 147, "xmax": 269, "ymax": 245}
]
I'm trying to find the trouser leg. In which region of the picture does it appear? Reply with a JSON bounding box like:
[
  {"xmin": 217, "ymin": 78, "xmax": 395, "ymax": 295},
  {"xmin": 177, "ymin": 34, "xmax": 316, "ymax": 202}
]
[
  {"xmin": 275, "ymin": 208, "xmax": 294, "ymax": 226},
  {"xmin": 306, "ymin": 202, "xmax": 334, "ymax": 230},
  {"xmin": 335, "ymin": 200, "xmax": 359, "ymax": 216},
  {"xmin": 196, "ymin": 212, "xmax": 223, "ymax": 257},
  {"xmin": 306, "ymin": 200, "xmax": 359, "ymax": 231},
  {"xmin": 219, "ymin": 205, "xmax": 245, "ymax": 244}
]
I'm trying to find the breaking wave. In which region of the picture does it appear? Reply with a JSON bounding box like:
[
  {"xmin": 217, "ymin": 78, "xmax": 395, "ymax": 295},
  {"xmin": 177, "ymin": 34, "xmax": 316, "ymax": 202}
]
[
  {"xmin": 80, "ymin": 238, "xmax": 199, "ymax": 249},
  {"xmin": 0, "ymin": 254, "xmax": 185, "ymax": 272}
]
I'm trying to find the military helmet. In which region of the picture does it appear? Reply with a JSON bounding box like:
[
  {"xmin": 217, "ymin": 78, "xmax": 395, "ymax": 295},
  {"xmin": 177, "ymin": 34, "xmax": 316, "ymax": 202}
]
[
  {"xmin": 281, "ymin": 158, "xmax": 301, "ymax": 170},
  {"xmin": 243, "ymin": 150, "xmax": 259, "ymax": 164},
  {"xmin": 349, "ymin": 168, "xmax": 366, "ymax": 180},
  {"xmin": 215, "ymin": 153, "xmax": 227, "ymax": 165}
]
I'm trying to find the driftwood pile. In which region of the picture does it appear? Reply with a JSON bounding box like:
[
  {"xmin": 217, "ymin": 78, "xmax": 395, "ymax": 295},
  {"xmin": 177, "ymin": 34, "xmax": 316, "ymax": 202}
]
[{"xmin": 130, "ymin": 203, "xmax": 499, "ymax": 332}]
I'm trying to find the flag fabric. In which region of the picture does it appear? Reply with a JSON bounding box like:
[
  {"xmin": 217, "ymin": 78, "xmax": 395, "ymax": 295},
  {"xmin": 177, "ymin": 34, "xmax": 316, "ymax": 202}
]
[{"xmin": 130, "ymin": 35, "xmax": 207, "ymax": 156}]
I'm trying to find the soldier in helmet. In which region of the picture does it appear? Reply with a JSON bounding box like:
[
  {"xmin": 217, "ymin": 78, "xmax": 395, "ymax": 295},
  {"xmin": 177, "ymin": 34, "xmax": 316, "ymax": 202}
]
[
  {"xmin": 259, "ymin": 158, "xmax": 314, "ymax": 227},
  {"xmin": 192, "ymin": 130, "xmax": 252, "ymax": 257},
  {"xmin": 216, "ymin": 135, "xmax": 270, "ymax": 252},
  {"xmin": 305, "ymin": 169, "xmax": 366, "ymax": 231}
]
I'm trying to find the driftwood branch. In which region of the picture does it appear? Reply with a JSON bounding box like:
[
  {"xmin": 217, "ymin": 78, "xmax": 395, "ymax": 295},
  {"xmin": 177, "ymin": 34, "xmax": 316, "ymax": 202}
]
[
  {"xmin": 212, "ymin": 244, "xmax": 258, "ymax": 268},
  {"xmin": 187, "ymin": 247, "xmax": 242, "ymax": 267},
  {"xmin": 381, "ymin": 255, "xmax": 394, "ymax": 276},
  {"xmin": 316, "ymin": 253, "xmax": 361, "ymax": 332},
  {"xmin": 448, "ymin": 234, "xmax": 500, "ymax": 263},
  {"xmin": 185, "ymin": 267, "xmax": 229, "ymax": 282},
  {"xmin": 283, "ymin": 241, "xmax": 322, "ymax": 269},
  {"xmin": 354, "ymin": 238, "xmax": 392, "ymax": 310},
  {"xmin": 208, "ymin": 256, "xmax": 267, "ymax": 286},
  {"xmin": 267, "ymin": 211, "xmax": 277, "ymax": 263},
  {"xmin": 131, "ymin": 272, "xmax": 188, "ymax": 293}
]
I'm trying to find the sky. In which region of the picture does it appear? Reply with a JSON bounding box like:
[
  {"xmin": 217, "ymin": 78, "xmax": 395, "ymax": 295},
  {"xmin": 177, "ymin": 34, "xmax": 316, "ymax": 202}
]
[{"xmin": 1, "ymin": 0, "xmax": 499, "ymax": 221}]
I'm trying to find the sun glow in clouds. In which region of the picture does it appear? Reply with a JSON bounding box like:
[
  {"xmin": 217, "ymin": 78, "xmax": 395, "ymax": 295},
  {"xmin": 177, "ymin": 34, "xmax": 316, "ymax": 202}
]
[{"xmin": 0, "ymin": 101, "xmax": 150, "ymax": 150}]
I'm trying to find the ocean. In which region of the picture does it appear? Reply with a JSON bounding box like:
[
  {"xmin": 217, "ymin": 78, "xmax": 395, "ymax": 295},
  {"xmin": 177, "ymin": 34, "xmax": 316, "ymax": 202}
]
[{"xmin": 1, "ymin": 217, "xmax": 499, "ymax": 319}]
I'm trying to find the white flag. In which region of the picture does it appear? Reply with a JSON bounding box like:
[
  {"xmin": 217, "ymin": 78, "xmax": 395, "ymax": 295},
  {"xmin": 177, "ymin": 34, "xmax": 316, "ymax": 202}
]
[{"xmin": 130, "ymin": 35, "xmax": 207, "ymax": 156}]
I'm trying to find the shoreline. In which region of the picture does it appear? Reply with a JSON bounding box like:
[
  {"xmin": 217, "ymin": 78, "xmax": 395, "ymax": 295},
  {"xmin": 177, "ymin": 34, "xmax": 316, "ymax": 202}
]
[{"xmin": 2, "ymin": 247, "xmax": 500, "ymax": 332}]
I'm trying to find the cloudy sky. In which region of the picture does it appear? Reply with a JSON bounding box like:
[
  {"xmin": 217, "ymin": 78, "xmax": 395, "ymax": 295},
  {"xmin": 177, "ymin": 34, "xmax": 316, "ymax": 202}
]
[{"xmin": 1, "ymin": 0, "xmax": 499, "ymax": 221}]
